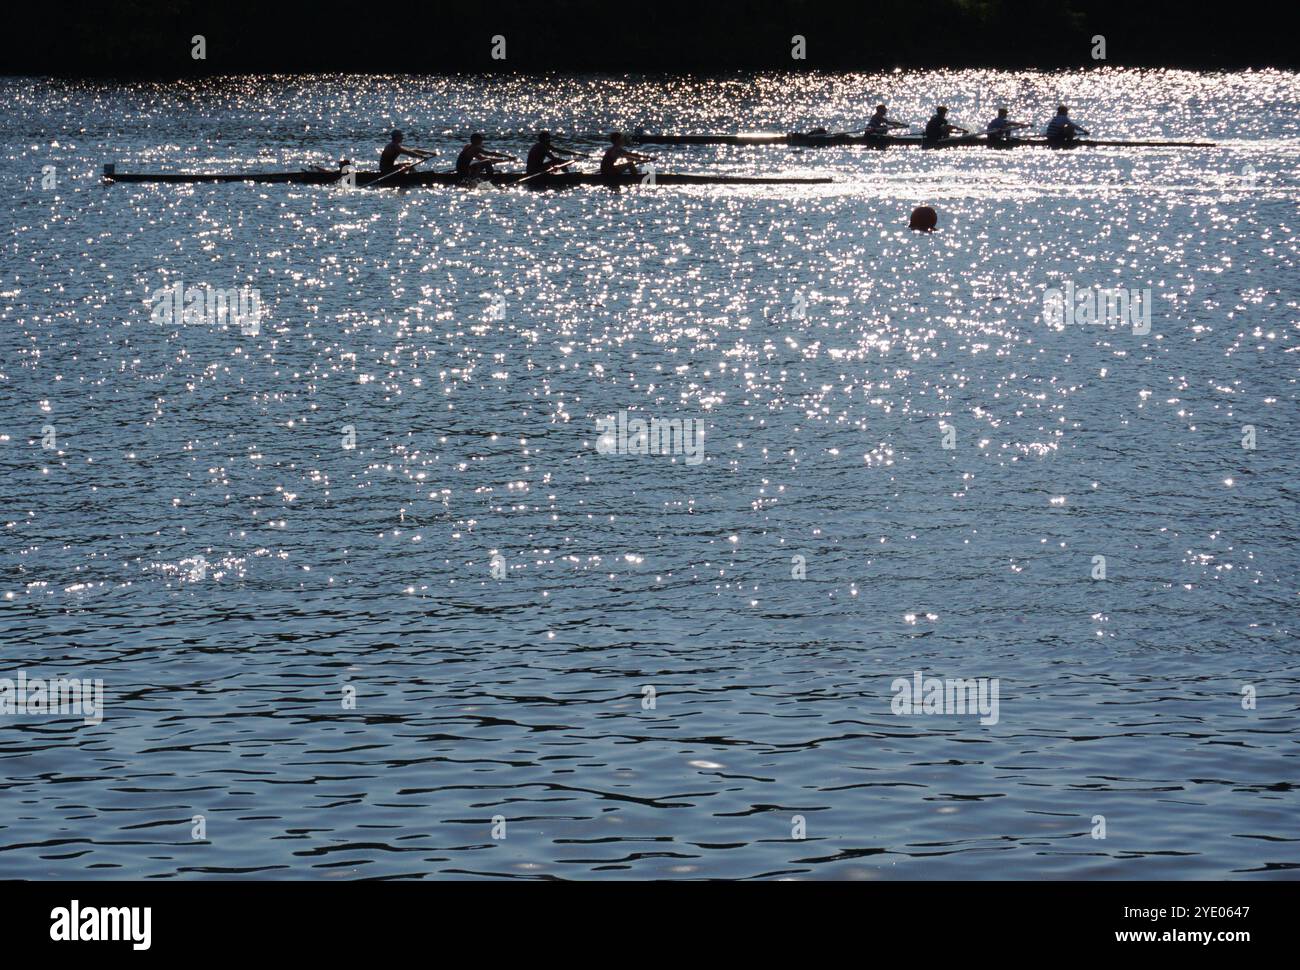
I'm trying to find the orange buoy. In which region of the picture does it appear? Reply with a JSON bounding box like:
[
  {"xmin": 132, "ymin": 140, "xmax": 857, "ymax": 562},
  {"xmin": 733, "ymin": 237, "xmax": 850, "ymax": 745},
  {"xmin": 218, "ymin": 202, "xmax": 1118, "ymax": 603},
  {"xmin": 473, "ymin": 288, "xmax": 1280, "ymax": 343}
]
[{"xmin": 909, "ymin": 206, "xmax": 938, "ymax": 231}]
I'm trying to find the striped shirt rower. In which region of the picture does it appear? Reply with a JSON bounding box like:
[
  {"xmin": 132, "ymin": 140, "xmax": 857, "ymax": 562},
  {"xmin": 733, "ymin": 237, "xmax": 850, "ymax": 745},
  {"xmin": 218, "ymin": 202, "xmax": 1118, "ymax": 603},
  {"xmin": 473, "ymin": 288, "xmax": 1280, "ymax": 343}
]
[
  {"xmin": 985, "ymin": 108, "xmax": 1029, "ymax": 141},
  {"xmin": 1045, "ymin": 105, "xmax": 1090, "ymax": 142}
]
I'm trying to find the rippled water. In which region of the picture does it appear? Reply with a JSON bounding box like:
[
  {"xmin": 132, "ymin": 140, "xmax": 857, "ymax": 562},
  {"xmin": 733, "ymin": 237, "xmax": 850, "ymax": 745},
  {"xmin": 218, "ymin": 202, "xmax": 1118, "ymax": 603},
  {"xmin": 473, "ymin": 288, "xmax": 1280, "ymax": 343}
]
[{"xmin": 1, "ymin": 71, "xmax": 1298, "ymax": 880}]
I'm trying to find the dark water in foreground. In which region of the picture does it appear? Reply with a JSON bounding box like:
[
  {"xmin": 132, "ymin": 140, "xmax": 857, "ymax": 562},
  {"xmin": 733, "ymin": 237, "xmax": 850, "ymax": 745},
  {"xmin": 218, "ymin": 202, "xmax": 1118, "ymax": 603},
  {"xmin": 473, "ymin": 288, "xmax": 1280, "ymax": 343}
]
[{"xmin": 1, "ymin": 71, "xmax": 1298, "ymax": 879}]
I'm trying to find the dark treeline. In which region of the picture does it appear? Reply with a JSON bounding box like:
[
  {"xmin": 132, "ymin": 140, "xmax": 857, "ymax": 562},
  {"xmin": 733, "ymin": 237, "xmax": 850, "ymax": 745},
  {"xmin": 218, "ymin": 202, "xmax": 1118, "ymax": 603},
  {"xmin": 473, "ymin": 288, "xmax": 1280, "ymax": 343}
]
[{"xmin": 4, "ymin": 0, "xmax": 1292, "ymax": 74}]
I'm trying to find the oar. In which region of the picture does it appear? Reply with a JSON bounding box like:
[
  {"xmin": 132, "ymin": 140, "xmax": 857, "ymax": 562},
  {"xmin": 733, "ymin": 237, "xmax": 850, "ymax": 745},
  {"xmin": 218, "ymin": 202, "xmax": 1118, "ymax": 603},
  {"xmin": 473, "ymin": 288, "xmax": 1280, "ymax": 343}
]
[{"xmin": 516, "ymin": 159, "xmax": 576, "ymax": 185}]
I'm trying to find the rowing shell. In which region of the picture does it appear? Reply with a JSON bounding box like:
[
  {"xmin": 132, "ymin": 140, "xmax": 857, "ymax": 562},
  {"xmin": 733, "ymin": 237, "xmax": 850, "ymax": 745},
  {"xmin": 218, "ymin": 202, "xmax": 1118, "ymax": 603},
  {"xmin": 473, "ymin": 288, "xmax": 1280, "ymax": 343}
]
[
  {"xmin": 789, "ymin": 133, "xmax": 1218, "ymax": 149},
  {"xmin": 101, "ymin": 165, "xmax": 832, "ymax": 187},
  {"xmin": 632, "ymin": 132, "xmax": 1217, "ymax": 149}
]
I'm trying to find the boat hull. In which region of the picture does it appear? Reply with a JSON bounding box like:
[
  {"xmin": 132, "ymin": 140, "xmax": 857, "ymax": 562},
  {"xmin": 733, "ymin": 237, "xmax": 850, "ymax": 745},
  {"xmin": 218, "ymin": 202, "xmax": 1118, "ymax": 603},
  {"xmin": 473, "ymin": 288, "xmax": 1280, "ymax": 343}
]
[{"xmin": 102, "ymin": 166, "xmax": 832, "ymax": 187}]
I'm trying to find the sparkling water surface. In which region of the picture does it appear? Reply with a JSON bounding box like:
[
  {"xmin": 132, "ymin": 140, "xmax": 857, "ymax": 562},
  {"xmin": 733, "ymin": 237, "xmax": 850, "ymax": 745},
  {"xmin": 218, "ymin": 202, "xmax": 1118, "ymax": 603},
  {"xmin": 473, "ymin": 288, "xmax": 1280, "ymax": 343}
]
[{"xmin": 1, "ymin": 71, "xmax": 1298, "ymax": 880}]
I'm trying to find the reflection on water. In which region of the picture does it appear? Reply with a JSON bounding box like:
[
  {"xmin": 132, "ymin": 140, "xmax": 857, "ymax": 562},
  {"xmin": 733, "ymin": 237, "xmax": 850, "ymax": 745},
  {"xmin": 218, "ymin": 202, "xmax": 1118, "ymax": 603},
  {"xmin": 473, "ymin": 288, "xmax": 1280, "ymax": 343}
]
[{"xmin": 0, "ymin": 71, "xmax": 1298, "ymax": 880}]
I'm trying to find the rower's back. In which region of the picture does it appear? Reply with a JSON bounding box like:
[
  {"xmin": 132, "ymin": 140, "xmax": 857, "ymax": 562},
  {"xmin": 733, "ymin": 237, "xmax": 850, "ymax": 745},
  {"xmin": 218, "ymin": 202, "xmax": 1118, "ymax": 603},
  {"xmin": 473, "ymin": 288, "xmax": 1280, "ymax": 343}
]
[
  {"xmin": 379, "ymin": 140, "xmax": 402, "ymax": 174},
  {"xmin": 526, "ymin": 141, "xmax": 550, "ymax": 175},
  {"xmin": 600, "ymin": 133, "xmax": 627, "ymax": 177}
]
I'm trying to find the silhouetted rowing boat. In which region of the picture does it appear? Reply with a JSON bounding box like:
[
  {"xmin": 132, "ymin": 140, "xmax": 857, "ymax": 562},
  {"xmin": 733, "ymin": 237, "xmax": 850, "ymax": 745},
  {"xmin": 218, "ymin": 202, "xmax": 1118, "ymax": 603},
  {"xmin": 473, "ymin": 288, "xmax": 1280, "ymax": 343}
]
[
  {"xmin": 631, "ymin": 132, "xmax": 1217, "ymax": 148},
  {"xmin": 101, "ymin": 164, "xmax": 832, "ymax": 187}
]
